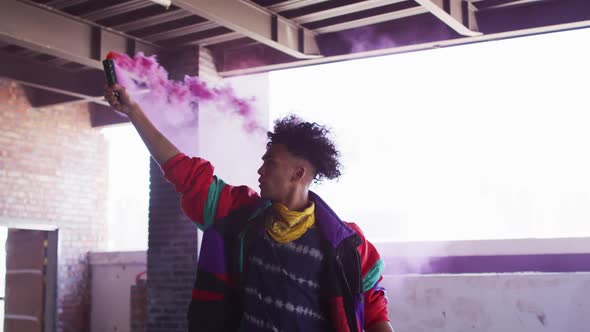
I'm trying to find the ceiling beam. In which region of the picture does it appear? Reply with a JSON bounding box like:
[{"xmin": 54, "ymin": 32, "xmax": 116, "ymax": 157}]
[
  {"xmin": 293, "ymin": 0, "xmax": 410, "ymax": 24},
  {"xmin": 413, "ymin": 0, "xmax": 481, "ymax": 36},
  {"xmin": 172, "ymin": 0, "xmax": 321, "ymax": 58},
  {"xmin": 0, "ymin": 0, "xmax": 158, "ymax": 69},
  {"xmin": 45, "ymin": 0, "xmax": 88, "ymax": 10},
  {"xmin": 145, "ymin": 21, "xmax": 220, "ymax": 42},
  {"xmin": 81, "ymin": 0, "xmax": 153, "ymax": 21},
  {"xmin": 89, "ymin": 103, "xmax": 130, "ymax": 127},
  {"xmin": 114, "ymin": 9, "xmax": 195, "ymax": 32},
  {"xmin": 189, "ymin": 32, "xmax": 244, "ymax": 46},
  {"xmin": 46, "ymin": 58, "xmax": 76, "ymax": 68},
  {"xmin": 22, "ymin": 87, "xmax": 82, "ymax": 109},
  {"xmin": 0, "ymin": 52, "xmax": 105, "ymax": 102},
  {"xmin": 267, "ymin": 0, "xmax": 330, "ymax": 12},
  {"xmin": 220, "ymin": 19, "xmax": 590, "ymax": 77},
  {"xmin": 314, "ymin": 7, "xmax": 429, "ymax": 34},
  {"xmin": 474, "ymin": 0, "xmax": 547, "ymax": 11},
  {"xmin": 195, "ymin": 3, "xmax": 430, "ymax": 45}
]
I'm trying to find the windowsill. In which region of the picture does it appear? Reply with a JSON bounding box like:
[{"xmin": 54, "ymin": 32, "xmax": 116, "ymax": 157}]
[
  {"xmin": 374, "ymin": 237, "xmax": 590, "ymax": 257},
  {"xmin": 373, "ymin": 237, "xmax": 590, "ymax": 274}
]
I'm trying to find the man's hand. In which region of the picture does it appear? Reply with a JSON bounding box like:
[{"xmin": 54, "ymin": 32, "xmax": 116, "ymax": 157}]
[
  {"xmin": 104, "ymin": 84, "xmax": 137, "ymax": 115},
  {"xmin": 102, "ymin": 83, "xmax": 180, "ymax": 166}
]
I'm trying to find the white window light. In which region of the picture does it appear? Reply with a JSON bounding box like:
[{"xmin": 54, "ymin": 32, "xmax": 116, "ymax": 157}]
[{"xmin": 149, "ymin": 0, "xmax": 172, "ymax": 8}]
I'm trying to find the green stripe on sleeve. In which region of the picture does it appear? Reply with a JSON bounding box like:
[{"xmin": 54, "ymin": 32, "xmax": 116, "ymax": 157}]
[
  {"xmin": 362, "ymin": 258, "xmax": 384, "ymax": 292},
  {"xmin": 201, "ymin": 176, "xmax": 226, "ymax": 231}
]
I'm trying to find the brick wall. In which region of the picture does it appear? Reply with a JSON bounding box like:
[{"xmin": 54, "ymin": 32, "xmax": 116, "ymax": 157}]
[
  {"xmin": 131, "ymin": 277, "xmax": 147, "ymax": 332},
  {"xmin": 159, "ymin": 45, "xmax": 220, "ymax": 83},
  {"xmin": 147, "ymin": 158, "xmax": 199, "ymax": 332},
  {"xmin": 144, "ymin": 47, "xmax": 201, "ymax": 331},
  {"xmin": 159, "ymin": 46, "xmax": 200, "ymax": 81},
  {"xmin": 0, "ymin": 78, "xmax": 109, "ymax": 332},
  {"xmin": 143, "ymin": 51, "xmax": 268, "ymax": 332}
]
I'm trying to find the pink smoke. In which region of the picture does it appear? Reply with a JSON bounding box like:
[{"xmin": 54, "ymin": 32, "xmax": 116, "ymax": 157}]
[{"xmin": 106, "ymin": 51, "xmax": 262, "ymax": 133}]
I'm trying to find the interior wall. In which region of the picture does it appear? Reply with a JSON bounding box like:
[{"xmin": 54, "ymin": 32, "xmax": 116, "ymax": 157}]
[
  {"xmin": 0, "ymin": 78, "xmax": 109, "ymax": 332},
  {"xmin": 375, "ymin": 238, "xmax": 590, "ymax": 332},
  {"xmin": 89, "ymin": 251, "xmax": 146, "ymax": 332},
  {"xmin": 384, "ymin": 273, "xmax": 590, "ymax": 332}
]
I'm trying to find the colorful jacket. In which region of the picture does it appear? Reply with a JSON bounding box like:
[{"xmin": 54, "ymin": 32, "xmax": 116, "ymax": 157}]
[{"xmin": 162, "ymin": 153, "xmax": 389, "ymax": 331}]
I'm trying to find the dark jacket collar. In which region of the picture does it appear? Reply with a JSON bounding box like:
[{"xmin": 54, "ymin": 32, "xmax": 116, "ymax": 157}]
[{"xmin": 309, "ymin": 191, "xmax": 356, "ymax": 248}]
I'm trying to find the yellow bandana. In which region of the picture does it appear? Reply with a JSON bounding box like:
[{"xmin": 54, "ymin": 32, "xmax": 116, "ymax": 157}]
[{"xmin": 265, "ymin": 202, "xmax": 315, "ymax": 243}]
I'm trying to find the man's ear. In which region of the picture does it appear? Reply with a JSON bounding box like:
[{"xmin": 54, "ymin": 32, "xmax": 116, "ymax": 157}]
[{"xmin": 292, "ymin": 166, "xmax": 306, "ymax": 182}]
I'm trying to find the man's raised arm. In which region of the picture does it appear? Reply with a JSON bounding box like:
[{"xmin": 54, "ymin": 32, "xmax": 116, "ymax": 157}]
[
  {"xmin": 103, "ymin": 84, "xmax": 259, "ymax": 230},
  {"xmin": 104, "ymin": 83, "xmax": 179, "ymax": 166}
]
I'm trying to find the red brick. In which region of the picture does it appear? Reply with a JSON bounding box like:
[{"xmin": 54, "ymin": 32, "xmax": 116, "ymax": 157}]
[{"xmin": 0, "ymin": 79, "xmax": 109, "ymax": 332}]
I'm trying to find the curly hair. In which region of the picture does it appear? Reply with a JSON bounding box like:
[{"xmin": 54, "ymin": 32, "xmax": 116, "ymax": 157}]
[{"xmin": 267, "ymin": 115, "xmax": 342, "ymax": 182}]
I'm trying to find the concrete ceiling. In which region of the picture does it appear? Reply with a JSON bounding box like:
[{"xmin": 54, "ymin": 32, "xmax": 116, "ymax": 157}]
[{"xmin": 1, "ymin": 0, "xmax": 589, "ymax": 124}]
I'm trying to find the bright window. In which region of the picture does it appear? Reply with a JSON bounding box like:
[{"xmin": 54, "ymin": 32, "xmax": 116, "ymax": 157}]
[
  {"xmin": 101, "ymin": 125, "xmax": 150, "ymax": 251},
  {"xmin": 269, "ymin": 27, "xmax": 590, "ymax": 242}
]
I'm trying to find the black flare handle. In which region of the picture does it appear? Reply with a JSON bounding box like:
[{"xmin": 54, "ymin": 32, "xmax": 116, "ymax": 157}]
[{"xmin": 102, "ymin": 59, "xmax": 120, "ymax": 99}]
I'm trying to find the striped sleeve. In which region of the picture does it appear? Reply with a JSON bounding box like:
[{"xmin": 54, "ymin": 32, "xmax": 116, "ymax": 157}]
[
  {"xmin": 346, "ymin": 223, "xmax": 390, "ymax": 330},
  {"xmin": 161, "ymin": 153, "xmax": 260, "ymax": 230}
]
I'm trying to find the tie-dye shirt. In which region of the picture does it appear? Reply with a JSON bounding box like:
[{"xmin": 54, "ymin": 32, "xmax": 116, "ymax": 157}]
[{"xmin": 240, "ymin": 226, "xmax": 329, "ymax": 332}]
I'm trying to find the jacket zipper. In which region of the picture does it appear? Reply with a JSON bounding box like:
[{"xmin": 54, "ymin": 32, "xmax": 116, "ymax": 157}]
[{"xmin": 336, "ymin": 234, "xmax": 362, "ymax": 332}]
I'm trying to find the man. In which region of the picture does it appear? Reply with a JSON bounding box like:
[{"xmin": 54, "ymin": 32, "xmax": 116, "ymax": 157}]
[{"xmin": 104, "ymin": 84, "xmax": 393, "ymax": 332}]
